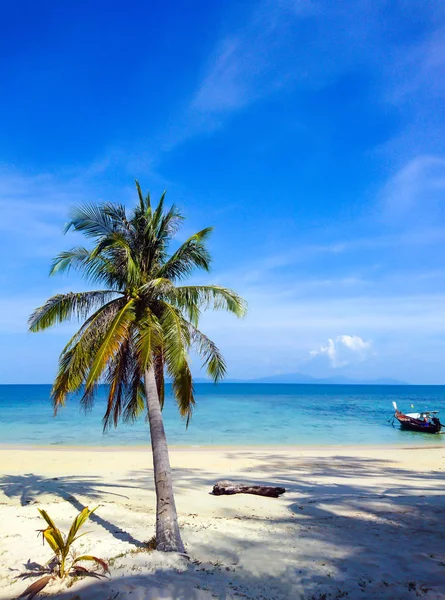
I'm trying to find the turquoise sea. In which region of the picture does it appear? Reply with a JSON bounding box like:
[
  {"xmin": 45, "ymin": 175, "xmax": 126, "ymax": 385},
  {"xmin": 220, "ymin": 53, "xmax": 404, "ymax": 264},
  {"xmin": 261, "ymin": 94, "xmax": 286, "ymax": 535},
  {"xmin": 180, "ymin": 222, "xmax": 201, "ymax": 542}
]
[{"xmin": 0, "ymin": 384, "xmax": 444, "ymax": 447}]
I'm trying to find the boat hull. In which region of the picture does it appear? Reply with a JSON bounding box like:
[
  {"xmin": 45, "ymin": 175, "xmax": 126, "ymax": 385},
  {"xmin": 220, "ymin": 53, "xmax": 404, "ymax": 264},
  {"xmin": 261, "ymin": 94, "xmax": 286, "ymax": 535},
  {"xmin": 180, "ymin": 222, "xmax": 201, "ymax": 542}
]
[{"xmin": 395, "ymin": 414, "xmax": 441, "ymax": 434}]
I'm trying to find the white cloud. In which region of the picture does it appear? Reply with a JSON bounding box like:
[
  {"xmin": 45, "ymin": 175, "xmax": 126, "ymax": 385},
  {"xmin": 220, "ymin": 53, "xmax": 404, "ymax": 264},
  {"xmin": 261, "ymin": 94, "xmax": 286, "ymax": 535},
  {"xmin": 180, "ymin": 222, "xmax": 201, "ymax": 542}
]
[{"xmin": 310, "ymin": 335, "xmax": 372, "ymax": 368}]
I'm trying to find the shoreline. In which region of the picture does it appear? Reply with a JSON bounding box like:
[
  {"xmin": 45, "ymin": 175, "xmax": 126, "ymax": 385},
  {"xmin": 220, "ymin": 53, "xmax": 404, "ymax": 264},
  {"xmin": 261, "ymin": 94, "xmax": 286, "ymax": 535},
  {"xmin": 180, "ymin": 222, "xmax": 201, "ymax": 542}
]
[{"xmin": 0, "ymin": 441, "xmax": 444, "ymax": 452}]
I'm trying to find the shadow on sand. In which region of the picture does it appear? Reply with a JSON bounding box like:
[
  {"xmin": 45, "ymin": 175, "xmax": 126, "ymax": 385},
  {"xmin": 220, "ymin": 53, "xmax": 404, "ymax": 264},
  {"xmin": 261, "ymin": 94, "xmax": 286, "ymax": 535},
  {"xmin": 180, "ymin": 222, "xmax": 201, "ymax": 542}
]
[
  {"xmin": 2, "ymin": 452, "xmax": 445, "ymax": 598},
  {"xmin": 0, "ymin": 472, "xmax": 146, "ymax": 548}
]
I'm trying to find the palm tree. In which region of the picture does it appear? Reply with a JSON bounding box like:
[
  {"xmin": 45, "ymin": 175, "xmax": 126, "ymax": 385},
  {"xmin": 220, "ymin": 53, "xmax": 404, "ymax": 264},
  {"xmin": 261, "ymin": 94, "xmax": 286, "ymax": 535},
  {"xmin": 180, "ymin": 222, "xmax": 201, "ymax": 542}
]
[{"xmin": 28, "ymin": 183, "xmax": 246, "ymax": 553}]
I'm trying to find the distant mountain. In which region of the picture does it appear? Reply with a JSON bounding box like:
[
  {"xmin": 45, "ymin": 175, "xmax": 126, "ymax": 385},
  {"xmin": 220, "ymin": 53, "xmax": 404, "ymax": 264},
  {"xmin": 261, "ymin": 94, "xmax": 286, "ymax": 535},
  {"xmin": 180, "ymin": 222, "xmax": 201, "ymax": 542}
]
[
  {"xmin": 314, "ymin": 376, "xmax": 408, "ymax": 385},
  {"xmin": 193, "ymin": 372, "xmax": 408, "ymax": 385},
  {"xmin": 247, "ymin": 372, "xmax": 318, "ymax": 384},
  {"xmin": 249, "ymin": 373, "xmax": 407, "ymax": 385}
]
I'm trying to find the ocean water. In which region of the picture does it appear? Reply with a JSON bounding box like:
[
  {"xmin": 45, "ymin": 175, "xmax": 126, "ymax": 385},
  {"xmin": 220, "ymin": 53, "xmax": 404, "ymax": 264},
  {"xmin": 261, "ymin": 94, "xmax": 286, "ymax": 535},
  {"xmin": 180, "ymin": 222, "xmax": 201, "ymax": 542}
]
[{"xmin": 0, "ymin": 383, "xmax": 444, "ymax": 447}]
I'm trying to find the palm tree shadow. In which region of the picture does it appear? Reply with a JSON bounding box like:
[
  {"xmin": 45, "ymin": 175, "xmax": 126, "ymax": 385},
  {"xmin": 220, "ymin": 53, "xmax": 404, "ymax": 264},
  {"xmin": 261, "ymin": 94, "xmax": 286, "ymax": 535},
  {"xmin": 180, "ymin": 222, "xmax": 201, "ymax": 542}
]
[{"xmin": 0, "ymin": 473, "xmax": 146, "ymax": 548}]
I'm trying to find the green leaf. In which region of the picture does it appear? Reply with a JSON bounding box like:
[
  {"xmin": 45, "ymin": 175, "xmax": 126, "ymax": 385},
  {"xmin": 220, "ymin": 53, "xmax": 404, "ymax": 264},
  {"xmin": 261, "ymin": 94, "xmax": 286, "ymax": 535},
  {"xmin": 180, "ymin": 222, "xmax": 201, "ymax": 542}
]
[
  {"xmin": 38, "ymin": 508, "xmax": 58, "ymax": 531},
  {"xmin": 42, "ymin": 528, "xmax": 64, "ymax": 555},
  {"xmin": 66, "ymin": 506, "xmax": 96, "ymax": 548},
  {"xmin": 37, "ymin": 510, "xmax": 65, "ymax": 555}
]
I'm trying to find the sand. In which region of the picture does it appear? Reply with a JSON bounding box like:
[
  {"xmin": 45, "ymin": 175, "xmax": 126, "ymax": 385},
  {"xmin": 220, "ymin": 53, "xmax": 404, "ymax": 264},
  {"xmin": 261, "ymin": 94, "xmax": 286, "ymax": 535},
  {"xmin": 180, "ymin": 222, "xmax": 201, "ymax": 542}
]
[{"xmin": 0, "ymin": 445, "xmax": 444, "ymax": 600}]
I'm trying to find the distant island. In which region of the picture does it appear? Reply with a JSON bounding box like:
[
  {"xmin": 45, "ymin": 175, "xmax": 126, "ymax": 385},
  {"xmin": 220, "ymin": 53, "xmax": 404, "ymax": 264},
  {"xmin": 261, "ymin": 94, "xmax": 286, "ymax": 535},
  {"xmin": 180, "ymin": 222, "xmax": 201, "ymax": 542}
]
[{"xmin": 194, "ymin": 373, "xmax": 408, "ymax": 385}]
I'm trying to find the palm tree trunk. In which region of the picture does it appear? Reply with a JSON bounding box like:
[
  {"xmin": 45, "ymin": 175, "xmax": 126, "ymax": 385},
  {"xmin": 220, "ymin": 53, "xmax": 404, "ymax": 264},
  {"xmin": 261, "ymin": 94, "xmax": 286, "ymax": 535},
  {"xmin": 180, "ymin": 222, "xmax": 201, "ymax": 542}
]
[{"xmin": 144, "ymin": 366, "xmax": 185, "ymax": 553}]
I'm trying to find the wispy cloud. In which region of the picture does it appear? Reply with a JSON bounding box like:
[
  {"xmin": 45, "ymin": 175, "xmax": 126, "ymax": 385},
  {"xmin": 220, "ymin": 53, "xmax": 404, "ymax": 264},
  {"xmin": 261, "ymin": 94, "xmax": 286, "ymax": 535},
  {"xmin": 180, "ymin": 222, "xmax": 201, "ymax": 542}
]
[
  {"xmin": 0, "ymin": 165, "xmax": 162, "ymax": 260},
  {"xmin": 191, "ymin": 0, "xmax": 315, "ymax": 115},
  {"xmin": 162, "ymin": 0, "xmax": 378, "ymax": 150},
  {"xmin": 0, "ymin": 169, "xmax": 86, "ymax": 259},
  {"xmin": 159, "ymin": 0, "xmax": 445, "ymax": 162},
  {"xmin": 381, "ymin": 155, "xmax": 445, "ymax": 224},
  {"xmin": 190, "ymin": 0, "xmax": 399, "ymax": 119},
  {"xmin": 212, "ymin": 224, "xmax": 445, "ymax": 292},
  {"xmin": 200, "ymin": 289, "xmax": 445, "ymax": 351},
  {"xmin": 384, "ymin": 24, "xmax": 445, "ymax": 107}
]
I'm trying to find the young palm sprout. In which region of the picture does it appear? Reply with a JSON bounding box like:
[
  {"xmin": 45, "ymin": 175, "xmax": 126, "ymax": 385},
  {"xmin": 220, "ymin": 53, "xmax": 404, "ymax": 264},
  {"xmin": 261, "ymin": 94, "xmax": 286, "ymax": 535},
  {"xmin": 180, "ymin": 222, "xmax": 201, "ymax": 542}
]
[
  {"xmin": 28, "ymin": 183, "xmax": 246, "ymax": 552},
  {"xmin": 20, "ymin": 507, "xmax": 108, "ymax": 598}
]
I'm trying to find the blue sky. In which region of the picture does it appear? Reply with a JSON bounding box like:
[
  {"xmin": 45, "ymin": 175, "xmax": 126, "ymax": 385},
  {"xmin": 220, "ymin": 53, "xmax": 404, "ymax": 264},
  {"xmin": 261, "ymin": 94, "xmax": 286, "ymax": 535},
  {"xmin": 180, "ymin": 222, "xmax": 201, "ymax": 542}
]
[{"xmin": 1, "ymin": 0, "xmax": 445, "ymax": 383}]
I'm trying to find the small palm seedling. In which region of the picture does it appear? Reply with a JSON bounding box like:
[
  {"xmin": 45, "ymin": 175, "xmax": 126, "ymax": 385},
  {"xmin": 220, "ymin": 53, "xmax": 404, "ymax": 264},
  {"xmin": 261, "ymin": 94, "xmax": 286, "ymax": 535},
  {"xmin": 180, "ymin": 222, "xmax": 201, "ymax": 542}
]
[
  {"xmin": 19, "ymin": 507, "xmax": 109, "ymax": 598},
  {"xmin": 38, "ymin": 506, "xmax": 108, "ymax": 577}
]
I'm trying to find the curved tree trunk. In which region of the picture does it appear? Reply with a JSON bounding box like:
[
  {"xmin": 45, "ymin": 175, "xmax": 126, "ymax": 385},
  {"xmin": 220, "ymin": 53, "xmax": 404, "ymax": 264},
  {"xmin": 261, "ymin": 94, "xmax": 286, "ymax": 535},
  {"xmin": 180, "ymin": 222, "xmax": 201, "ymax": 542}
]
[{"xmin": 144, "ymin": 366, "xmax": 185, "ymax": 553}]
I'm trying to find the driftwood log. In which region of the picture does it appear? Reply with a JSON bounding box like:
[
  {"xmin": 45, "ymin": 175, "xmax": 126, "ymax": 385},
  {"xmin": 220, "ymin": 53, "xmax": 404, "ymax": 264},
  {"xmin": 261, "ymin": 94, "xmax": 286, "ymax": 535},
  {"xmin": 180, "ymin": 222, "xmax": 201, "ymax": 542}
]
[{"xmin": 212, "ymin": 480, "xmax": 286, "ymax": 498}]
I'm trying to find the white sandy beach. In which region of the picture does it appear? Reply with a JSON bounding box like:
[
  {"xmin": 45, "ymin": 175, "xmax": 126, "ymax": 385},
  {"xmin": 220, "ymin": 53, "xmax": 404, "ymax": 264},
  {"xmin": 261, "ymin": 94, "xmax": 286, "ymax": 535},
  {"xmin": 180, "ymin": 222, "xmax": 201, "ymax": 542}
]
[{"xmin": 0, "ymin": 445, "xmax": 444, "ymax": 599}]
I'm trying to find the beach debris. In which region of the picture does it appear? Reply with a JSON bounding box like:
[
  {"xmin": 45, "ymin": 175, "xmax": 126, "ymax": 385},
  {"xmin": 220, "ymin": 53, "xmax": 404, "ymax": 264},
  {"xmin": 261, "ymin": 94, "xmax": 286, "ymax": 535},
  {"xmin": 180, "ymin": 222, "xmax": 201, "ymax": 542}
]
[
  {"xmin": 19, "ymin": 575, "xmax": 55, "ymax": 599},
  {"xmin": 19, "ymin": 506, "xmax": 109, "ymax": 598},
  {"xmin": 212, "ymin": 480, "xmax": 286, "ymax": 498}
]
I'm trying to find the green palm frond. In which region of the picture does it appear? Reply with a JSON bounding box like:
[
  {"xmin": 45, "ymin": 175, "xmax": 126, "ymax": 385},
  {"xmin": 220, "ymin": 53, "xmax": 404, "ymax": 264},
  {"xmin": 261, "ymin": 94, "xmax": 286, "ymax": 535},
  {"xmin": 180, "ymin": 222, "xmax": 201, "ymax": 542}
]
[
  {"xmin": 158, "ymin": 228, "xmax": 213, "ymax": 281},
  {"xmin": 91, "ymin": 232, "xmax": 141, "ymax": 287},
  {"xmin": 142, "ymin": 202, "xmax": 183, "ymax": 273},
  {"xmin": 160, "ymin": 302, "xmax": 194, "ymax": 421},
  {"xmin": 139, "ymin": 277, "xmax": 174, "ymax": 298},
  {"xmin": 79, "ymin": 383, "xmax": 98, "ymax": 413},
  {"xmin": 85, "ymin": 300, "xmax": 136, "ymax": 390},
  {"xmin": 51, "ymin": 299, "xmax": 125, "ymax": 410},
  {"xmin": 50, "ymin": 247, "xmax": 121, "ymax": 288},
  {"xmin": 171, "ymin": 360, "xmax": 195, "ymax": 426},
  {"xmin": 188, "ymin": 324, "xmax": 226, "ymax": 382},
  {"xmin": 135, "ymin": 180, "xmax": 147, "ymax": 211},
  {"xmin": 66, "ymin": 506, "xmax": 97, "ymax": 548},
  {"xmin": 155, "ymin": 201, "xmax": 184, "ymax": 241},
  {"xmin": 52, "ymin": 341, "xmax": 94, "ymax": 409},
  {"xmin": 50, "ymin": 247, "xmax": 91, "ymax": 274},
  {"xmin": 169, "ymin": 285, "xmax": 247, "ymax": 318},
  {"xmin": 151, "ymin": 191, "xmax": 167, "ymax": 231},
  {"xmin": 102, "ymin": 203, "xmax": 129, "ymax": 228},
  {"xmin": 122, "ymin": 364, "xmax": 146, "ymax": 424},
  {"xmin": 64, "ymin": 203, "xmax": 118, "ymax": 238},
  {"xmin": 135, "ymin": 308, "xmax": 163, "ymax": 372},
  {"xmin": 103, "ymin": 338, "xmax": 132, "ymax": 430},
  {"xmin": 28, "ymin": 291, "xmax": 120, "ymax": 332},
  {"xmin": 160, "ymin": 302, "xmax": 191, "ymax": 363},
  {"xmin": 103, "ymin": 330, "xmax": 146, "ymax": 429}
]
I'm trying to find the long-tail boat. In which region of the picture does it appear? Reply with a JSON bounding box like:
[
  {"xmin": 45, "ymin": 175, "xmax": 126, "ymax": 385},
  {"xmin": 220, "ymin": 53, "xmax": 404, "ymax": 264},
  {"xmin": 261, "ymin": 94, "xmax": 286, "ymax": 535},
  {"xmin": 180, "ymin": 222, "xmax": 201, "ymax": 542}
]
[{"xmin": 392, "ymin": 401, "xmax": 442, "ymax": 434}]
